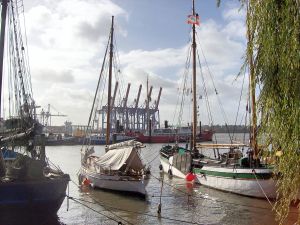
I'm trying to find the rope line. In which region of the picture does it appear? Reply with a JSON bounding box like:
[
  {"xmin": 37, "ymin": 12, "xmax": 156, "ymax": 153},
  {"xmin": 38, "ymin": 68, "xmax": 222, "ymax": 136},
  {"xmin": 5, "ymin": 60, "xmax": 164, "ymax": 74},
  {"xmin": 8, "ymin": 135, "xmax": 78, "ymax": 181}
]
[
  {"xmin": 252, "ymin": 170, "xmax": 274, "ymax": 207},
  {"xmin": 68, "ymin": 194, "xmax": 204, "ymax": 225},
  {"xmin": 68, "ymin": 196, "xmax": 130, "ymax": 225},
  {"xmin": 149, "ymin": 174, "xmax": 291, "ymax": 212},
  {"xmin": 68, "ymin": 175, "xmax": 298, "ymax": 225}
]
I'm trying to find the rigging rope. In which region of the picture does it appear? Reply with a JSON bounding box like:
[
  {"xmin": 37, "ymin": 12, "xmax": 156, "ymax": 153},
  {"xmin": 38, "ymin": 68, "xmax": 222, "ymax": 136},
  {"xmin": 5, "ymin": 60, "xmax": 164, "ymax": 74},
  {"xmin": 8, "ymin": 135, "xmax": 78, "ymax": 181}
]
[
  {"xmin": 149, "ymin": 173, "xmax": 288, "ymax": 212},
  {"xmin": 232, "ymin": 64, "xmax": 247, "ymax": 138},
  {"xmin": 196, "ymin": 50, "xmax": 214, "ymax": 126},
  {"xmin": 67, "ymin": 174, "xmax": 298, "ymax": 225},
  {"xmin": 68, "ymin": 197, "xmax": 128, "ymax": 225},
  {"xmin": 68, "ymin": 194, "xmax": 204, "ymax": 225},
  {"xmin": 196, "ymin": 33, "xmax": 234, "ymax": 142},
  {"xmin": 5, "ymin": 0, "xmax": 36, "ymax": 121},
  {"xmin": 252, "ymin": 169, "xmax": 274, "ymax": 208},
  {"xmin": 82, "ymin": 32, "xmax": 110, "ymax": 149},
  {"xmin": 172, "ymin": 33, "xmax": 193, "ymax": 128},
  {"xmin": 113, "ymin": 37, "xmax": 126, "ymax": 107}
]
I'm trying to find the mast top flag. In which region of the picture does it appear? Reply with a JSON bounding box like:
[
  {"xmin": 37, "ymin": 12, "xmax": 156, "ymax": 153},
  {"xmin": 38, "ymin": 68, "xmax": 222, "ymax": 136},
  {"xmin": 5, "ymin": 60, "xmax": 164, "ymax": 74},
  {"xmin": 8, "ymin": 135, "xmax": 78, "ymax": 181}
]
[{"xmin": 187, "ymin": 14, "xmax": 200, "ymax": 26}]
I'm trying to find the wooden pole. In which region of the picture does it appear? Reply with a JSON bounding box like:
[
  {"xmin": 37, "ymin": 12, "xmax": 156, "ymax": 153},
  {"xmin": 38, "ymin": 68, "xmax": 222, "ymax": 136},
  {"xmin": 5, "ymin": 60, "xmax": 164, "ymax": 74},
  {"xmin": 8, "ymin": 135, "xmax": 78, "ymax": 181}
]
[
  {"xmin": 192, "ymin": 0, "xmax": 197, "ymax": 151},
  {"xmin": 0, "ymin": 0, "xmax": 8, "ymax": 118},
  {"xmin": 106, "ymin": 16, "xmax": 114, "ymax": 147}
]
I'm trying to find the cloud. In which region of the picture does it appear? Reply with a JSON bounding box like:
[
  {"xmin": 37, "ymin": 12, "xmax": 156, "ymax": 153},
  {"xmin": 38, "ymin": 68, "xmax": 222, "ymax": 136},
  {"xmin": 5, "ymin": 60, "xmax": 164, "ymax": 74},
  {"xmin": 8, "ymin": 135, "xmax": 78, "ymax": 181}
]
[
  {"xmin": 222, "ymin": 3, "xmax": 246, "ymax": 40},
  {"xmin": 18, "ymin": 1, "xmax": 247, "ymax": 126},
  {"xmin": 34, "ymin": 69, "xmax": 75, "ymax": 83},
  {"xmin": 120, "ymin": 47, "xmax": 186, "ymax": 73}
]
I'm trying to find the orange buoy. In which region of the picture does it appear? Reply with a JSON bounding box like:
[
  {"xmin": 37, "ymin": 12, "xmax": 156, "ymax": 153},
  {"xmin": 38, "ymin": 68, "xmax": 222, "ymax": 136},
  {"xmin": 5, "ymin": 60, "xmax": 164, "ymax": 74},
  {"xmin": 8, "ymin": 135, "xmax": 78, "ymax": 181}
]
[
  {"xmin": 82, "ymin": 178, "xmax": 91, "ymax": 186},
  {"xmin": 185, "ymin": 172, "xmax": 196, "ymax": 182}
]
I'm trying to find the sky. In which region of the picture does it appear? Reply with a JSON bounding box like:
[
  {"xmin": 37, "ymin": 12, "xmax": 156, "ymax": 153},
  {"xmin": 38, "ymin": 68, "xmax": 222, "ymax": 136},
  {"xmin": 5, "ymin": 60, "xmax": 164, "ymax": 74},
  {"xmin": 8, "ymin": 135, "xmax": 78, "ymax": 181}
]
[{"xmin": 5, "ymin": 0, "xmax": 248, "ymax": 127}]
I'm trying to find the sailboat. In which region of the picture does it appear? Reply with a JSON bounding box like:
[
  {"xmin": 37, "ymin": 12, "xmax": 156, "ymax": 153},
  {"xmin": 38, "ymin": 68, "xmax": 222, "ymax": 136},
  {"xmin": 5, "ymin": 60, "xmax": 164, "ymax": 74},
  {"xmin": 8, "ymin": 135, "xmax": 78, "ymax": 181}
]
[
  {"xmin": 0, "ymin": 0, "xmax": 69, "ymax": 216},
  {"xmin": 160, "ymin": 0, "xmax": 214, "ymax": 179},
  {"xmin": 159, "ymin": 0, "xmax": 277, "ymax": 198},
  {"xmin": 79, "ymin": 16, "xmax": 149, "ymax": 197}
]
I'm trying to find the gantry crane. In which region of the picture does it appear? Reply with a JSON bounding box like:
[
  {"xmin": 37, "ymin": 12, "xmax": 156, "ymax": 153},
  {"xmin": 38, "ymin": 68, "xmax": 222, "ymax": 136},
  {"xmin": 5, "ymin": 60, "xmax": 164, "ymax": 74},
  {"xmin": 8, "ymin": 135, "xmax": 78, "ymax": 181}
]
[{"xmin": 38, "ymin": 104, "xmax": 67, "ymax": 127}]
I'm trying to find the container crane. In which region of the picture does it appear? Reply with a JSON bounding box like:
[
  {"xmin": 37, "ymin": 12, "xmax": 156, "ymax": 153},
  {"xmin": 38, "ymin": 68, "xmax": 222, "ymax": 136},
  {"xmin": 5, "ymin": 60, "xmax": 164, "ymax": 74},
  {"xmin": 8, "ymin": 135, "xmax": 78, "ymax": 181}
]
[{"xmin": 38, "ymin": 104, "xmax": 67, "ymax": 127}]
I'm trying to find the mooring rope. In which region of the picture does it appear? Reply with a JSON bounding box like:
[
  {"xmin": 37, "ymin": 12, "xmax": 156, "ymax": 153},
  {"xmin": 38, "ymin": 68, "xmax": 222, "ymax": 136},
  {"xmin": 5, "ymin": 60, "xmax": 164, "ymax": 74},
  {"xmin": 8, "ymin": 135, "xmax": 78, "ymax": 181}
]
[
  {"xmin": 149, "ymin": 173, "xmax": 293, "ymax": 212},
  {"xmin": 252, "ymin": 169, "xmax": 274, "ymax": 207},
  {"xmin": 67, "ymin": 196, "xmax": 130, "ymax": 225},
  {"xmin": 67, "ymin": 194, "xmax": 204, "ymax": 225}
]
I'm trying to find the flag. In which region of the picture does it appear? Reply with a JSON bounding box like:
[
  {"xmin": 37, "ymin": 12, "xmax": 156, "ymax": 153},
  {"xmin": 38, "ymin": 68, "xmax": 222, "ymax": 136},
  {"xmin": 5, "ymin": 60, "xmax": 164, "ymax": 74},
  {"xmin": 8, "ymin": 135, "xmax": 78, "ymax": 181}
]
[{"xmin": 187, "ymin": 14, "xmax": 200, "ymax": 26}]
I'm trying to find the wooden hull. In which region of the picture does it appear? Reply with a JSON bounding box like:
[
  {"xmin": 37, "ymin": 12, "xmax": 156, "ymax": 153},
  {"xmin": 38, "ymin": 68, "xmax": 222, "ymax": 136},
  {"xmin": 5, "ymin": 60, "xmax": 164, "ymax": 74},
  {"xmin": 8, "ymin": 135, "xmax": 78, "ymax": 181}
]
[
  {"xmin": 194, "ymin": 167, "xmax": 276, "ymax": 198},
  {"xmin": 160, "ymin": 151, "xmax": 278, "ymax": 199},
  {"xmin": 80, "ymin": 168, "xmax": 147, "ymax": 197}
]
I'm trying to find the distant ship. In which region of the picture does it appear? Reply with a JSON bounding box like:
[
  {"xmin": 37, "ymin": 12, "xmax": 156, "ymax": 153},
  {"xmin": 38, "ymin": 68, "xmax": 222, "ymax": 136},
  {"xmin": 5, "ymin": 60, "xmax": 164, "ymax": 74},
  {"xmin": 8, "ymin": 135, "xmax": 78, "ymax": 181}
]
[
  {"xmin": 45, "ymin": 133, "xmax": 83, "ymax": 146},
  {"xmin": 126, "ymin": 127, "xmax": 213, "ymax": 144}
]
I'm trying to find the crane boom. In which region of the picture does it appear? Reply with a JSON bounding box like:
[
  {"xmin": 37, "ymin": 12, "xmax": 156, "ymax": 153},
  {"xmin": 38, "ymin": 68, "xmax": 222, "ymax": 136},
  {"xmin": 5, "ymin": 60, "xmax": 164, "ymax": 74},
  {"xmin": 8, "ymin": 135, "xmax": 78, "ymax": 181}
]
[
  {"xmin": 154, "ymin": 87, "xmax": 162, "ymax": 110},
  {"xmin": 111, "ymin": 81, "xmax": 118, "ymax": 108},
  {"xmin": 123, "ymin": 83, "xmax": 131, "ymax": 107},
  {"xmin": 135, "ymin": 84, "xmax": 142, "ymax": 109}
]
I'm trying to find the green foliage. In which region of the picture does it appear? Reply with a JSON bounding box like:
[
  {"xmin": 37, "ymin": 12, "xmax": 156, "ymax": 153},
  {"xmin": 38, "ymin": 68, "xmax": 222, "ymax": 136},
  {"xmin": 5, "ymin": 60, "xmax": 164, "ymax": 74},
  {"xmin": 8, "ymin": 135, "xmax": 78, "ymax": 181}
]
[{"xmin": 245, "ymin": 0, "xmax": 300, "ymax": 224}]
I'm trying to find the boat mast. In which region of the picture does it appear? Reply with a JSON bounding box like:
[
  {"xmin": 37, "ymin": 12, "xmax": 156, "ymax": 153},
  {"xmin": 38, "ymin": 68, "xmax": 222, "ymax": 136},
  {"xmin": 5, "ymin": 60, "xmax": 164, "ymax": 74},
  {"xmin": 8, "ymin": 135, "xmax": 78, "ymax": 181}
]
[
  {"xmin": 106, "ymin": 16, "xmax": 114, "ymax": 146},
  {"xmin": 146, "ymin": 76, "xmax": 151, "ymax": 141},
  {"xmin": 246, "ymin": 4, "xmax": 258, "ymax": 159},
  {"xmin": 0, "ymin": 0, "xmax": 8, "ymax": 118},
  {"xmin": 191, "ymin": 0, "xmax": 197, "ymax": 151},
  {"xmin": 249, "ymin": 53, "xmax": 258, "ymax": 158}
]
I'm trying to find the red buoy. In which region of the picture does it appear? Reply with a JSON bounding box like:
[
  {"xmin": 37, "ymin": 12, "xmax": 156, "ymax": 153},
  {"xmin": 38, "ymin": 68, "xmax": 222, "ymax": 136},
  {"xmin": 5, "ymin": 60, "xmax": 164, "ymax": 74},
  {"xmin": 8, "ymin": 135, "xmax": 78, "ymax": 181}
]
[
  {"xmin": 82, "ymin": 178, "xmax": 91, "ymax": 186},
  {"xmin": 185, "ymin": 172, "xmax": 196, "ymax": 182}
]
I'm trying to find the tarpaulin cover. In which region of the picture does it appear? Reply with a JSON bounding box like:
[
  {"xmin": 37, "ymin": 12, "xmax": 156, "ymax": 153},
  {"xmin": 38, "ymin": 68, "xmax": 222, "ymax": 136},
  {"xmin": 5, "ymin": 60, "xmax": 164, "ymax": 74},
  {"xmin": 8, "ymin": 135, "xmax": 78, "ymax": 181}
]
[{"xmin": 95, "ymin": 147, "xmax": 144, "ymax": 171}]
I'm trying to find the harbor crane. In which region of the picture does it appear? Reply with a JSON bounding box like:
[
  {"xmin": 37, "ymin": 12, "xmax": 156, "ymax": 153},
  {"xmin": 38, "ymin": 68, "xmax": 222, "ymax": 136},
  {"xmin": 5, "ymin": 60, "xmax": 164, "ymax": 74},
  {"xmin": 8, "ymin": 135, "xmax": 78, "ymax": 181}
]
[{"xmin": 38, "ymin": 104, "xmax": 67, "ymax": 127}]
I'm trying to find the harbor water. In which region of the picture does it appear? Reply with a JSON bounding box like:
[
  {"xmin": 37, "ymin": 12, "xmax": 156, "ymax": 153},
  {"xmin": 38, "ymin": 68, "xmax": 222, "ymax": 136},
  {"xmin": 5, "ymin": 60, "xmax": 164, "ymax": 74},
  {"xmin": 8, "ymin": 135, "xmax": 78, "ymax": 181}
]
[{"xmin": 21, "ymin": 134, "xmax": 300, "ymax": 224}]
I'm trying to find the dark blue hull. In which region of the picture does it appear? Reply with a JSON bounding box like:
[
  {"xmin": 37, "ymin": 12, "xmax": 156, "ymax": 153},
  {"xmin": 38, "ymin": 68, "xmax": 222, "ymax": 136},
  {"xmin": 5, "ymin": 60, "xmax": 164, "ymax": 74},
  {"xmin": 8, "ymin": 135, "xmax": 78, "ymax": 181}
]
[
  {"xmin": 0, "ymin": 175, "xmax": 69, "ymax": 215},
  {"xmin": 46, "ymin": 137, "xmax": 84, "ymax": 146},
  {"xmin": 88, "ymin": 137, "xmax": 135, "ymax": 145}
]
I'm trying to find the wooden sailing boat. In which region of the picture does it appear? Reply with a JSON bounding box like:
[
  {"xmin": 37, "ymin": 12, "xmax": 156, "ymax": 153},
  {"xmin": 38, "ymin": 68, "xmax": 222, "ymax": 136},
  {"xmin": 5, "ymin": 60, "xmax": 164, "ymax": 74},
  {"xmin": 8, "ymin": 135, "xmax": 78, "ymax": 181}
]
[
  {"xmin": 0, "ymin": 0, "xmax": 69, "ymax": 216},
  {"xmin": 79, "ymin": 16, "xmax": 149, "ymax": 197},
  {"xmin": 159, "ymin": 0, "xmax": 200, "ymax": 179},
  {"xmin": 159, "ymin": 0, "xmax": 277, "ymax": 198}
]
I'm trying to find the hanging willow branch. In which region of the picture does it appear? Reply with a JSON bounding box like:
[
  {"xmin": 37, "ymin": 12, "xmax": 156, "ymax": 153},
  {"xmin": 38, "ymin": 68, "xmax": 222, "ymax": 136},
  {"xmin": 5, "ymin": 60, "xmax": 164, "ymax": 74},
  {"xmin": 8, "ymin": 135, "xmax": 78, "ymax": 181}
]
[
  {"xmin": 245, "ymin": 0, "xmax": 300, "ymax": 224},
  {"xmin": 218, "ymin": 0, "xmax": 299, "ymax": 224}
]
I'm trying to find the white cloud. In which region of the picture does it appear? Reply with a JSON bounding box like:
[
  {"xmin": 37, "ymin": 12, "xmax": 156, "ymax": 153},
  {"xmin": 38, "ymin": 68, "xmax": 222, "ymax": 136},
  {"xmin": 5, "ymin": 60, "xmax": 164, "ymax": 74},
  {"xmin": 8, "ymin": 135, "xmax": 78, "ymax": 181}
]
[
  {"xmin": 14, "ymin": 1, "xmax": 247, "ymax": 126},
  {"xmin": 222, "ymin": 3, "xmax": 246, "ymax": 41},
  {"xmin": 120, "ymin": 47, "xmax": 186, "ymax": 73},
  {"xmin": 22, "ymin": 0, "xmax": 128, "ymax": 124}
]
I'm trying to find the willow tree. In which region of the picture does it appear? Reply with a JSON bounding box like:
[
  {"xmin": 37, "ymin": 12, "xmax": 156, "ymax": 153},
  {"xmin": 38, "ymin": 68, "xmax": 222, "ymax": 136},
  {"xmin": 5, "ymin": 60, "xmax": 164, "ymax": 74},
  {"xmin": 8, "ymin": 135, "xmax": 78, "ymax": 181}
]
[
  {"xmin": 245, "ymin": 0, "xmax": 299, "ymax": 224},
  {"xmin": 218, "ymin": 0, "xmax": 299, "ymax": 224}
]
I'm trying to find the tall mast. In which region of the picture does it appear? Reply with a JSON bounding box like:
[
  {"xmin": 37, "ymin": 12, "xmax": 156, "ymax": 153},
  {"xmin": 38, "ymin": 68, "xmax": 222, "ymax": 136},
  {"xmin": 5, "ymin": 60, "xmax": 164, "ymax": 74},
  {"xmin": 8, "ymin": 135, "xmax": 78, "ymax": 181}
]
[
  {"xmin": 246, "ymin": 3, "xmax": 258, "ymax": 158},
  {"xmin": 250, "ymin": 58, "xmax": 258, "ymax": 158},
  {"xmin": 192, "ymin": 0, "xmax": 197, "ymax": 150},
  {"xmin": 146, "ymin": 76, "xmax": 149, "ymax": 131},
  {"xmin": 0, "ymin": 0, "xmax": 8, "ymax": 118},
  {"xmin": 106, "ymin": 16, "xmax": 114, "ymax": 146}
]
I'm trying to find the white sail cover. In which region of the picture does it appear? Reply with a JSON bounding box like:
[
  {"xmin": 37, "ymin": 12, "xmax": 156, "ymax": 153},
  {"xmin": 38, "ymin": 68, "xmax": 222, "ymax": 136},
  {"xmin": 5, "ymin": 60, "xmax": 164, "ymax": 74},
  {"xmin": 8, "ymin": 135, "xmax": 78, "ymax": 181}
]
[
  {"xmin": 94, "ymin": 147, "xmax": 144, "ymax": 171},
  {"xmin": 105, "ymin": 140, "xmax": 144, "ymax": 151}
]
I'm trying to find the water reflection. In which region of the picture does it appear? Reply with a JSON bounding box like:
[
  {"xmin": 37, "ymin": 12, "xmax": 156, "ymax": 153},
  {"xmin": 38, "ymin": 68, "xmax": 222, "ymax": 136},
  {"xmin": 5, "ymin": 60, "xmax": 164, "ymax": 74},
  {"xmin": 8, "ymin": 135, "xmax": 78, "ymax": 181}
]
[
  {"xmin": 0, "ymin": 212, "xmax": 64, "ymax": 225},
  {"xmin": 45, "ymin": 135, "xmax": 299, "ymax": 225}
]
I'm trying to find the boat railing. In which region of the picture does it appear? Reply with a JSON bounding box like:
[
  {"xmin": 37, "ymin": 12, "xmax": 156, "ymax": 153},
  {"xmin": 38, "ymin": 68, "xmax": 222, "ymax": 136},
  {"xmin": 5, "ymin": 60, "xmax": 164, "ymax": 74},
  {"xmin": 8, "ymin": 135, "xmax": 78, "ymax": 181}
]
[
  {"xmin": 196, "ymin": 143, "xmax": 247, "ymax": 149},
  {"xmin": 160, "ymin": 151, "xmax": 170, "ymax": 158}
]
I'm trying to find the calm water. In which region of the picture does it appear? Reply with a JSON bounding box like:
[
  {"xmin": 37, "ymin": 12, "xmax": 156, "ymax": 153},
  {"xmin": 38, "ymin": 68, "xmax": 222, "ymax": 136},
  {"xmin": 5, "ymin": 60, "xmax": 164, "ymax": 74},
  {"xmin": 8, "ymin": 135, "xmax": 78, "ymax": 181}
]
[{"xmin": 34, "ymin": 134, "xmax": 298, "ymax": 224}]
